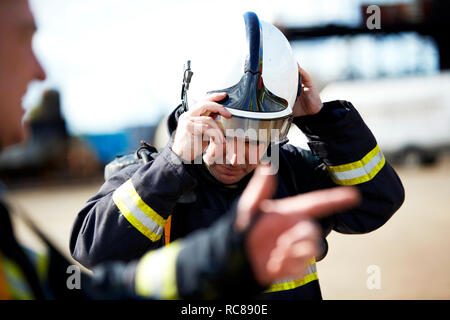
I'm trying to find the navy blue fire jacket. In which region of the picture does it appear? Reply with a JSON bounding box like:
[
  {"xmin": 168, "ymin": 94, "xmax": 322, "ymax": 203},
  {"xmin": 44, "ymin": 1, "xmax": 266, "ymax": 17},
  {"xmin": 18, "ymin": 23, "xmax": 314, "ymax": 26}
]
[{"xmin": 70, "ymin": 100, "xmax": 405, "ymax": 299}]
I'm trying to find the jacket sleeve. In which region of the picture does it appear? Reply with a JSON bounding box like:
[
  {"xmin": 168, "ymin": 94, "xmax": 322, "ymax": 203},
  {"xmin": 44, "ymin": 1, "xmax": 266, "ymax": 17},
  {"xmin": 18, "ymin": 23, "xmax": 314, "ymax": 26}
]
[
  {"xmin": 82, "ymin": 204, "xmax": 263, "ymax": 300},
  {"xmin": 70, "ymin": 145, "xmax": 197, "ymax": 269},
  {"xmin": 292, "ymin": 100, "xmax": 405, "ymax": 235}
]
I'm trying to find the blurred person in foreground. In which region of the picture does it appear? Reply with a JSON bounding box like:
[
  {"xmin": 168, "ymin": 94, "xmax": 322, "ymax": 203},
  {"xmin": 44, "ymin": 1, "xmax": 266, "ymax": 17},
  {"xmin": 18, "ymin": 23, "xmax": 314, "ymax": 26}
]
[
  {"xmin": 0, "ymin": 0, "xmax": 361, "ymax": 299},
  {"xmin": 71, "ymin": 12, "xmax": 405, "ymax": 299}
]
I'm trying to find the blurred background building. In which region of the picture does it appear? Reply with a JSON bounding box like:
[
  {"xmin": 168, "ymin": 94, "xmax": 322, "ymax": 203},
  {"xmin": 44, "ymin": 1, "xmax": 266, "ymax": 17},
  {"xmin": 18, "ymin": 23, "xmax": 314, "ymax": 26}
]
[{"xmin": 3, "ymin": 0, "xmax": 449, "ymax": 299}]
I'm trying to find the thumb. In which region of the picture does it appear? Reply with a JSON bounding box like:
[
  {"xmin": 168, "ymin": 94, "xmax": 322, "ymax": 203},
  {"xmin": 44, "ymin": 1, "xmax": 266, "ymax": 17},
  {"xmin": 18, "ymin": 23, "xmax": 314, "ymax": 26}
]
[{"xmin": 235, "ymin": 164, "xmax": 277, "ymax": 231}]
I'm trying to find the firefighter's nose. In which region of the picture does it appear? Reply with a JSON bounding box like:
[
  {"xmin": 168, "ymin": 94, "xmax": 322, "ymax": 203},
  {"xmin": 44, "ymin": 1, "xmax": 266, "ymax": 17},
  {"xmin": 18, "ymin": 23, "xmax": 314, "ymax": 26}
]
[{"xmin": 33, "ymin": 54, "xmax": 46, "ymax": 81}]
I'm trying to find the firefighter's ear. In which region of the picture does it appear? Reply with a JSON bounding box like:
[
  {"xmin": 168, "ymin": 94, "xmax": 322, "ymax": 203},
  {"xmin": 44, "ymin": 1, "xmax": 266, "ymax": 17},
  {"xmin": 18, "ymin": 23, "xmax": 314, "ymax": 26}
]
[{"xmin": 235, "ymin": 164, "xmax": 277, "ymax": 231}]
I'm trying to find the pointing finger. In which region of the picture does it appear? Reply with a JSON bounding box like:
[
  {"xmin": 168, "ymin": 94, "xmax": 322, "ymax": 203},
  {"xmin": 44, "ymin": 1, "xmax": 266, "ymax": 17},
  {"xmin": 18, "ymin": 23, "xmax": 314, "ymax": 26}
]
[
  {"xmin": 261, "ymin": 186, "xmax": 361, "ymax": 220},
  {"xmin": 235, "ymin": 164, "xmax": 278, "ymax": 231}
]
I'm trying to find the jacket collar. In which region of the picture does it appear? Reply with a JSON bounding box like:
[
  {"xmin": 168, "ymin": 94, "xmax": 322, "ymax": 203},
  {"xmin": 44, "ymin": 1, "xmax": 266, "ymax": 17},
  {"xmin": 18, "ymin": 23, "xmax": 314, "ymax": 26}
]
[{"xmin": 188, "ymin": 160, "xmax": 253, "ymax": 193}]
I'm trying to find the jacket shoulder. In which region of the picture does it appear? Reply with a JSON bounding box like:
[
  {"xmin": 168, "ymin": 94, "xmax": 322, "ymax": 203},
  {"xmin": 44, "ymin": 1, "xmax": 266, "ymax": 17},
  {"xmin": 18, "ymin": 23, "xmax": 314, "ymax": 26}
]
[
  {"xmin": 104, "ymin": 144, "xmax": 160, "ymax": 181},
  {"xmin": 280, "ymin": 143, "xmax": 321, "ymax": 168}
]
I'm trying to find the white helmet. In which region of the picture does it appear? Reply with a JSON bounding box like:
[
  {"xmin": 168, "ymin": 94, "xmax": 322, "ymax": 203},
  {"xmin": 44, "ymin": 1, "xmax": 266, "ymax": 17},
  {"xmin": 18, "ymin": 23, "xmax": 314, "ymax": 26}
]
[{"xmin": 182, "ymin": 11, "xmax": 300, "ymax": 143}]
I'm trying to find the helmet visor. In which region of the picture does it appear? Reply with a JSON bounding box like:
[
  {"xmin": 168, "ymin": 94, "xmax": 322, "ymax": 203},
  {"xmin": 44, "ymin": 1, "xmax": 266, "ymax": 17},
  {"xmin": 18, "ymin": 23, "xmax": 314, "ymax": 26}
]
[{"xmin": 216, "ymin": 114, "xmax": 292, "ymax": 143}]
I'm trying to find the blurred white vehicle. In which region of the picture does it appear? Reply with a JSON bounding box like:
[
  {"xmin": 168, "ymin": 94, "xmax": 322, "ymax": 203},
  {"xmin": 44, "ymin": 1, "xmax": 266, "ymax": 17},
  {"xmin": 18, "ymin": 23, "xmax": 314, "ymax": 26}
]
[{"xmin": 318, "ymin": 72, "xmax": 450, "ymax": 165}]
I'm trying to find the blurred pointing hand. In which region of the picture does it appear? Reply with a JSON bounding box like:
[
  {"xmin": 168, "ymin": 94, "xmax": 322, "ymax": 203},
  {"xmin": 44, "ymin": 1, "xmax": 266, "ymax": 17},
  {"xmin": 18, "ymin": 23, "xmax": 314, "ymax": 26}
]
[{"xmin": 236, "ymin": 164, "xmax": 360, "ymax": 286}]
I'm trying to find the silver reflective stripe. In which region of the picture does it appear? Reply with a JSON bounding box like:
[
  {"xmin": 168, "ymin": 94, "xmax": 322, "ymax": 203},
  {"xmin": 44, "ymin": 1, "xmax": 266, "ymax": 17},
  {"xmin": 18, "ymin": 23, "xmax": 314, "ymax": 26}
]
[
  {"xmin": 118, "ymin": 190, "xmax": 164, "ymax": 237},
  {"xmin": 306, "ymin": 262, "xmax": 317, "ymax": 275},
  {"xmin": 112, "ymin": 179, "xmax": 166, "ymax": 241},
  {"xmin": 327, "ymin": 144, "xmax": 386, "ymax": 186},
  {"xmin": 264, "ymin": 259, "xmax": 318, "ymax": 293},
  {"xmin": 330, "ymin": 150, "xmax": 384, "ymax": 181}
]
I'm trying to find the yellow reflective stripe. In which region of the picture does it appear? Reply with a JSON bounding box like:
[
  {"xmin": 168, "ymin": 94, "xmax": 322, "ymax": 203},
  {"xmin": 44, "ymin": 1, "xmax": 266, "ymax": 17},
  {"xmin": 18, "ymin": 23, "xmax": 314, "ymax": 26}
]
[
  {"xmin": 36, "ymin": 252, "xmax": 49, "ymax": 282},
  {"xmin": 113, "ymin": 195, "xmax": 162, "ymax": 242},
  {"xmin": 135, "ymin": 241, "xmax": 182, "ymax": 300},
  {"xmin": 2, "ymin": 257, "xmax": 34, "ymax": 300},
  {"xmin": 113, "ymin": 179, "xmax": 167, "ymax": 241},
  {"xmin": 127, "ymin": 180, "xmax": 166, "ymax": 228},
  {"xmin": 327, "ymin": 144, "xmax": 385, "ymax": 186},
  {"xmin": 330, "ymin": 156, "xmax": 385, "ymax": 186},
  {"xmin": 264, "ymin": 258, "xmax": 317, "ymax": 294},
  {"xmin": 328, "ymin": 144, "xmax": 381, "ymax": 172},
  {"xmin": 23, "ymin": 248, "xmax": 49, "ymax": 284},
  {"xmin": 265, "ymin": 273, "xmax": 318, "ymax": 293}
]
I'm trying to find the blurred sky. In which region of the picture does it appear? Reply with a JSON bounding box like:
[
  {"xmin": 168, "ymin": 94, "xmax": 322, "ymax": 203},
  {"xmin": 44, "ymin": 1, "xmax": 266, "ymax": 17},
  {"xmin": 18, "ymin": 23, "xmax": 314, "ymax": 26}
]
[{"xmin": 24, "ymin": 0, "xmax": 437, "ymax": 135}]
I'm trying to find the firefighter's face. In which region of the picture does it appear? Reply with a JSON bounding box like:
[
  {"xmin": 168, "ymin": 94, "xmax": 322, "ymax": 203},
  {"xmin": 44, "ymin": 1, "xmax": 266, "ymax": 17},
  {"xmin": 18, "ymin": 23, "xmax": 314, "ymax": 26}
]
[
  {"xmin": 203, "ymin": 136, "xmax": 268, "ymax": 185},
  {"xmin": 0, "ymin": 0, "xmax": 46, "ymax": 149}
]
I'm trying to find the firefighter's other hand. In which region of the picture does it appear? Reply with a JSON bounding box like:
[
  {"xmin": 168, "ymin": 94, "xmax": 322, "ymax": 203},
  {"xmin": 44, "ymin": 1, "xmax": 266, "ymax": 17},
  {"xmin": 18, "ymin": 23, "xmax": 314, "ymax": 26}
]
[
  {"xmin": 171, "ymin": 93, "xmax": 231, "ymax": 162},
  {"xmin": 292, "ymin": 65, "xmax": 323, "ymax": 117},
  {"xmin": 235, "ymin": 164, "xmax": 360, "ymax": 286}
]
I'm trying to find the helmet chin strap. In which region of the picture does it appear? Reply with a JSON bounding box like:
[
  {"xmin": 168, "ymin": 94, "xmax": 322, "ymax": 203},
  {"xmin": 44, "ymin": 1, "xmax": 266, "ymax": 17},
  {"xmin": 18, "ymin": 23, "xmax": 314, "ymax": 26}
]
[{"xmin": 181, "ymin": 60, "xmax": 193, "ymax": 112}]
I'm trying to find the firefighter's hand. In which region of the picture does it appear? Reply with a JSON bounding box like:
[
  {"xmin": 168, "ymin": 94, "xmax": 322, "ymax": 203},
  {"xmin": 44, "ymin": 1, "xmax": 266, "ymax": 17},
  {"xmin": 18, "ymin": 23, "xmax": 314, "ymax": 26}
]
[
  {"xmin": 292, "ymin": 66, "xmax": 323, "ymax": 117},
  {"xmin": 171, "ymin": 93, "xmax": 231, "ymax": 162},
  {"xmin": 235, "ymin": 165, "xmax": 360, "ymax": 286}
]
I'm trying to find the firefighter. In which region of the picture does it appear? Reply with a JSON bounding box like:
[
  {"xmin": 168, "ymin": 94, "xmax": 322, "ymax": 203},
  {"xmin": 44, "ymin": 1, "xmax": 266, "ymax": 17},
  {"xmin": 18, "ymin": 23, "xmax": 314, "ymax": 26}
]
[
  {"xmin": 70, "ymin": 12, "xmax": 405, "ymax": 299},
  {"xmin": 0, "ymin": 1, "xmax": 361, "ymax": 300}
]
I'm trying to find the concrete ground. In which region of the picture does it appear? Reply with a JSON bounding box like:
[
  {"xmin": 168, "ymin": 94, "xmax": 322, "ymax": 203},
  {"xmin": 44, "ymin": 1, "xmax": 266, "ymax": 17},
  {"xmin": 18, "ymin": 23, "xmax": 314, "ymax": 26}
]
[{"xmin": 6, "ymin": 159, "xmax": 450, "ymax": 299}]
